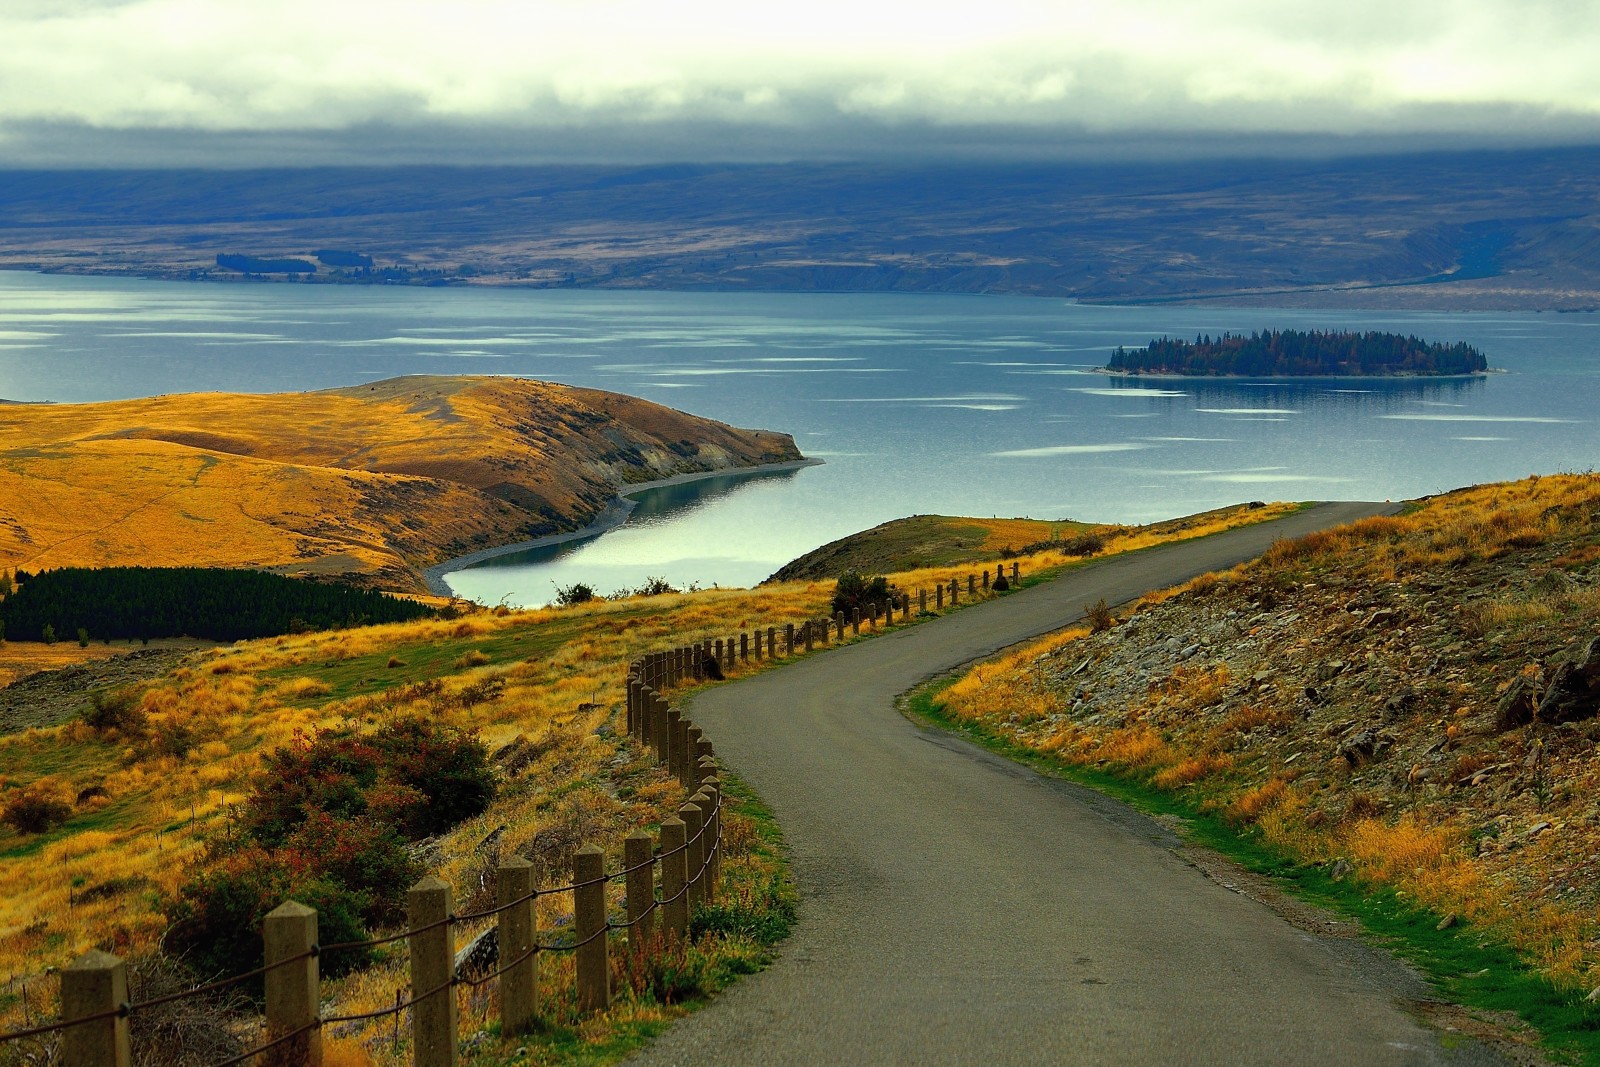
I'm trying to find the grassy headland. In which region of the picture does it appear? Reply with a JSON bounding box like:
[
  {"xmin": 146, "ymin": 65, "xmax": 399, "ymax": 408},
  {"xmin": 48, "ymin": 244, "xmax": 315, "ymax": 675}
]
[{"xmin": 0, "ymin": 375, "xmax": 802, "ymax": 593}]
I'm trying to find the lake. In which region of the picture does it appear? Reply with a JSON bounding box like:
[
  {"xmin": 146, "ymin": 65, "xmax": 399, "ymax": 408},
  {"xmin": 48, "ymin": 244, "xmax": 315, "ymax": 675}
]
[{"xmin": 2, "ymin": 271, "xmax": 1597, "ymax": 605}]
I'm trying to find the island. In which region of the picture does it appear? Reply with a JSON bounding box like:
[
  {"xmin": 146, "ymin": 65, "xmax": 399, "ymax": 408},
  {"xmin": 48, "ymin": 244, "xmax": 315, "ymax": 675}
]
[{"xmin": 1105, "ymin": 329, "xmax": 1489, "ymax": 377}]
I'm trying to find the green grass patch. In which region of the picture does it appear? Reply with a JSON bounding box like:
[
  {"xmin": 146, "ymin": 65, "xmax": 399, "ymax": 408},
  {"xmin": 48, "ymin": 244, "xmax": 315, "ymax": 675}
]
[
  {"xmin": 261, "ymin": 617, "xmax": 597, "ymax": 705},
  {"xmin": 906, "ymin": 682, "xmax": 1600, "ymax": 1065}
]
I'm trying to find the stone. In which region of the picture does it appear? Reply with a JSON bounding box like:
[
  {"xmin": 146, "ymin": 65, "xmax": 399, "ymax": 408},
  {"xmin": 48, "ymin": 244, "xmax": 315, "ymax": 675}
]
[
  {"xmin": 1435, "ymin": 913, "xmax": 1457, "ymax": 931},
  {"xmin": 1337, "ymin": 727, "xmax": 1383, "ymax": 765},
  {"xmin": 1494, "ymin": 673, "xmax": 1539, "ymax": 732},
  {"xmin": 455, "ymin": 925, "xmax": 498, "ymax": 979},
  {"xmin": 1328, "ymin": 858, "xmax": 1354, "ymax": 882},
  {"xmin": 1537, "ymin": 636, "xmax": 1600, "ymax": 724}
]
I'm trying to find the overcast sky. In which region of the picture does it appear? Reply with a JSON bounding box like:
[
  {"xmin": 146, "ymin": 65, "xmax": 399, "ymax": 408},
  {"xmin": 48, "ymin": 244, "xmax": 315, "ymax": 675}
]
[{"xmin": 3, "ymin": 0, "xmax": 1598, "ymax": 166}]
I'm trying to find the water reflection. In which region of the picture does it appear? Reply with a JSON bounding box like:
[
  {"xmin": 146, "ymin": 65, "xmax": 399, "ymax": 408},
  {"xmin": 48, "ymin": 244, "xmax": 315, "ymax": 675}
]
[{"xmin": 1090, "ymin": 374, "xmax": 1487, "ymax": 414}]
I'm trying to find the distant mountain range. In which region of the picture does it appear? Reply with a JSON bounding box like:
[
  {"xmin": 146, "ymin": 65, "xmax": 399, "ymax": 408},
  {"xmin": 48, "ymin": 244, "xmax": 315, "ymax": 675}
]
[{"xmin": 2, "ymin": 148, "xmax": 1597, "ymax": 310}]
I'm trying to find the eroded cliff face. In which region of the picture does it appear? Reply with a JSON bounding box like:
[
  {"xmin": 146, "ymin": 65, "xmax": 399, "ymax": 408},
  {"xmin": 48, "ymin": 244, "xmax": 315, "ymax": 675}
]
[{"xmin": 0, "ymin": 375, "xmax": 804, "ymax": 591}]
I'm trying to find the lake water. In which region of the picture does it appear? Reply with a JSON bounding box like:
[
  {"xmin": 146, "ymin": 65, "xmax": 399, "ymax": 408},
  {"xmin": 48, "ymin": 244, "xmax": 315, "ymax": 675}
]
[{"xmin": 2, "ymin": 271, "xmax": 1597, "ymax": 605}]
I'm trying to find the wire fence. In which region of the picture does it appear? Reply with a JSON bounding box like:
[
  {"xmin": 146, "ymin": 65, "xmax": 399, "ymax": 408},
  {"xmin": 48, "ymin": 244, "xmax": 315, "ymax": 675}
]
[{"xmin": 2, "ymin": 558, "xmax": 1024, "ymax": 1065}]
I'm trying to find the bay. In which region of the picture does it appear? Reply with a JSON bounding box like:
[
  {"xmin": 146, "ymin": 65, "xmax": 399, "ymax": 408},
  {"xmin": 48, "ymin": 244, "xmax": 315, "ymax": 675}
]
[{"xmin": 2, "ymin": 271, "xmax": 1596, "ymax": 606}]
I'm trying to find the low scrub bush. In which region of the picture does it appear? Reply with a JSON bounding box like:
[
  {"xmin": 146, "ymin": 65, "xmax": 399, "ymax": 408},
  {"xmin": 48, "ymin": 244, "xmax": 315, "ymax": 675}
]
[
  {"xmin": 166, "ymin": 716, "xmax": 491, "ymax": 980},
  {"xmin": 241, "ymin": 717, "xmax": 496, "ymax": 844},
  {"xmin": 831, "ymin": 569, "xmax": 888, "ymax": 616},
  {"xmin": 81, "ymin": 684, "xmax": 146, "ymax": 734},
  {"xmin": 165, "ymin": 847, "xmax": 374, "ymax": 985},
  {"xmin": 553, "ymin": 581, "xmax": 595, "ymax": 607},
  {"xmin": 1, "ymin": 783, "xmax": 72, "ymax": 835}
]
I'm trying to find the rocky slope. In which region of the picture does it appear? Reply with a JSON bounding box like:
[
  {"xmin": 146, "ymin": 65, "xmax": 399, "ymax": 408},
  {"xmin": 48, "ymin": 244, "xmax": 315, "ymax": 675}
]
[{"xmin": 991, "ymin": 475, "xmax": 1600, "ymax": 990}]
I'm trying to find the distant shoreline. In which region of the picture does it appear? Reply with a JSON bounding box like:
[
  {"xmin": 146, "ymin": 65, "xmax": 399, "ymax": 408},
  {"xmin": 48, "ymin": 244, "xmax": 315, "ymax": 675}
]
[{"xmin": 423, "ymin": 458, "xmax": 823, "ymax": 596}]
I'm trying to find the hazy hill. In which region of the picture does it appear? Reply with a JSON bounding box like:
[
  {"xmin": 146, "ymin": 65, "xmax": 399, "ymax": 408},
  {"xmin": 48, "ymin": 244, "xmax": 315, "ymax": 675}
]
[
  {"xmin": 2, "ymin": 148, "xmax": 1598, "ymax": 309},
  {"xmin": 0, "ymin": 376, "xmax": 801, "ymax": 591}
]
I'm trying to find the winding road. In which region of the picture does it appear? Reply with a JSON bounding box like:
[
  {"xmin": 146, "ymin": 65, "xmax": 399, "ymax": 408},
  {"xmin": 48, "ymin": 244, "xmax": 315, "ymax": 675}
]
[{"xmin": 626, "ymin": 502, "xmax": 1506, "ymax": 1066}]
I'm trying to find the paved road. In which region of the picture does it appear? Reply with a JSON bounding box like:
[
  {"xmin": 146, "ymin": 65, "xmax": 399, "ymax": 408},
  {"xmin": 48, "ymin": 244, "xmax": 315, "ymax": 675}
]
[{"xmin": 627, "ymin": 503, "xmax": 1504, "ymax": 1066}]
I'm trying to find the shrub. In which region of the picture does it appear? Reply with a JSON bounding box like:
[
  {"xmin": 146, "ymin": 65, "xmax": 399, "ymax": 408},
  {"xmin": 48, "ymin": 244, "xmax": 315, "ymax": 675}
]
[
  {"xmin": 830, "ymin": 569, "xmax": 888, "ymax": 616},
  {"xmin": 1, "ymin": 784, "xmax": 72, "ymax": 835},
  {"xmin": 1085, "ymin": 598, "xmax": 1115, "ymax": 633},
  {"xmin": 553, "ymin": 581, "xmax": 595, "ymax": 607},
  {"xmin": 81, "ymin": 685, "xmax": 146, "ymax": 734},
  {"xmin": 240, "ymin": 716, "xmax": 496, "ymax": 846},
  {"xmin": 164, "ymin": 847, "xmax": 373, "ymax": 985},
  {"xmin": 77, "ymin": 627, "xmax": 89, "ymax": 647},
  {"xmin": 1060, "ymin": 533, "xmax": 1105, "ymax": 557},
  {"xmin": 125, "ymin": 952, "xmax": 250, "ymax": 1067},
  {"xmin": 41, "ymin": 622, "xmax": 56, "ymax": 644},
  {"xmin": 280, "ymin": 811, "xmax": 420, "ymax": 923},
  {"xmin": 636, "ymin": 575, "xmax": 678, "ymax": 597}
]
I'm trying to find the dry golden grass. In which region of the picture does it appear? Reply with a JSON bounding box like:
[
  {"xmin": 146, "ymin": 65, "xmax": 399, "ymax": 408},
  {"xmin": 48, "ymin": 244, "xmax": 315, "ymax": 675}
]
[
  {"xmin": 0, "ymin": 491, "xmax": 1296, "ymax": 1027},
  {"xmin": 936, "ymin": 472, "xmax": 1600, "ymax": 992},
  {"xmin": 0, "ymin": 376, "xmax": 799, "ymax": 591}
]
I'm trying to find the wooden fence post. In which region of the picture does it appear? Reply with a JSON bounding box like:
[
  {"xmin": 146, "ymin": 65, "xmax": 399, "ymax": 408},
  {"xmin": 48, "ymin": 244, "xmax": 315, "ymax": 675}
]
[
  {"xmin": 803, "ymin": 620, "xmax": 814, "ymax": 652},
  {"xmin": 624, "ymin": 831, "xmax": 655, "ymax": 953},
  {"xmin": 651, "ymin": 694, "xmax": 669, "ymax": 765},
  {"xmin": 666, "ymin": 707, "xmax": 683, "ymax": 780},
  {"xmin": 950, "ymin": 578, "xmax": 959, "ymax": 604},
  {"xmin": 680, "ymin": 800, "xmax": 705, "ymax": 909},
  {"xmin": 983, "ymin": 569, "xmax": 990, "ymax": 590},
  {"xmin": 754, "ymin": 628, "xmax": 764, "ymax": 660},
  {"xmin": 660, "ymin": 817, "xmax": 689, "ymax": 936},
  {"xmin": 408, "ymin": 876, "xmax": 457, "ymax": 1067},
  {"xmin": 574, "ymin": 846, "xmax": 610, "ymax": 1013},
  {"xmin": 740, "ymin": 632, "xmax": 749, "ymax": 662},
  {"xmin": 768, "ymin": 626, "xmax": 777, "ymax": 658},
  {"xmin": 699, "ymin": 777, "xmax": 722, "ymax": 895},
  {"xmin": 784, "ymin": 623, "xmax": 795, "ymax": 655},
  {"xmin": 497, "ymin": 857, "xmax": 537, "ymax": 1038},
  {"xmin": 902, "ymin": 594, "xmax": 911, "ymax": 622},
  {"xmin": 263, "ymin": 901, "xmax": 321, "ymax": 1067},
  {"xmin": 60, "ymin": 950, "xmax": 130, "ymax": 1067},
  {"xmin": 935, "ymin": 584, "xmax": 943, "ymax": 609},
  {"xmin": 685, "ymin": 725, "xmax": 704, "ymax": 785},
  {"xmin": 968, "ymin": 574, "xmax": 976, "ymax": 596},
  {"xmin": 1012, "ymin": 561, "xmax": 1020, "ymax": 583},
  {"xmin": 725, "ymin": 635, "xmax": 736, "ymax": 670}
]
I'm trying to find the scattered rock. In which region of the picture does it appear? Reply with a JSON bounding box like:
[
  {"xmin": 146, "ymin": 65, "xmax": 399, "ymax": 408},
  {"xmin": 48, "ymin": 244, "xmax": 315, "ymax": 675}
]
[
  {"xmin": 454, "ymin": 926, "xmax": 499, "ymax": 979},
  {"xmin": 1436, "ymin": 913, "xmax": 1457, "ymax": 931},
  {"xmin": 1537, "ymin": 636, "xmax": 1600, "ymax": 724},
  {"xmin": 1328, "ymin": 859, "xmax": 1354, "ymax": 882},
  {"xmin": 1493, "ymin": 674, "xmax": 1539, "ymax": 732},
  {"xmin": 1338, "ymin": 727, "xmax": 1383, "ymax": 765}
]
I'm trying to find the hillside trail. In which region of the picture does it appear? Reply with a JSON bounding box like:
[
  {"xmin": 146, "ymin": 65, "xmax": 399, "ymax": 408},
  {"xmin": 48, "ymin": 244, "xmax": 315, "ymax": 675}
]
[{"xmin": 624, "ymin": 502, "xmax": 1515, "ymax": 1067}]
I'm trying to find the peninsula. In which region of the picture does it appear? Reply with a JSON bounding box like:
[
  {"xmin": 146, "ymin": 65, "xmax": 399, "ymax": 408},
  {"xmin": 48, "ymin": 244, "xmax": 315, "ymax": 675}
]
[
  {"xmin": 1105, "ymin": 329, "xmax": 1489, "ymax": 377},
  {"xmin": 0, "ymin": 376, "xmax": 803, "ymax": 593}
]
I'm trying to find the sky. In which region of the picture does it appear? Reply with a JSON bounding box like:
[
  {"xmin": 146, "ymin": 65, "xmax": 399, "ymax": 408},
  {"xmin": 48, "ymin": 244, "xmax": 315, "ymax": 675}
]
[{"xmin": 2, "ymin": 0, "xmax": 1599, "ymax": 166}]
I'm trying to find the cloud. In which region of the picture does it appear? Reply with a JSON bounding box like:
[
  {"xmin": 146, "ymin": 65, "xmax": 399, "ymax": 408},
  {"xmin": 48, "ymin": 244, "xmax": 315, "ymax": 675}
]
[{"xmin": 1, "ymin": 0, "xmax": 1598, "ymax": 164}]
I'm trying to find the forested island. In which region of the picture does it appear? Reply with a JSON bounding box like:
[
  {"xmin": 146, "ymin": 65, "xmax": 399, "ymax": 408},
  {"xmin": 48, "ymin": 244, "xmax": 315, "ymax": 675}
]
[{"xmin": 1105, "ymin": 329, "xmax": 1489, "ymax": 377}]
